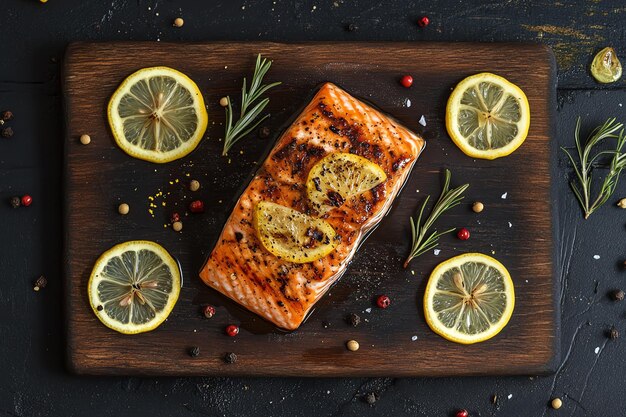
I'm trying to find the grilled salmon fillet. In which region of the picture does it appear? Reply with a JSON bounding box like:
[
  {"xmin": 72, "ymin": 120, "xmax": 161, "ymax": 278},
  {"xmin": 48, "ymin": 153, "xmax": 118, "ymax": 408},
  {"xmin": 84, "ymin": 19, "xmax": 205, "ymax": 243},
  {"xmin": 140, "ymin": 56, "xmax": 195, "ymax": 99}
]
[{"xmin": 200, "ymin": 82, "xmax": 425, "ymax": 330}]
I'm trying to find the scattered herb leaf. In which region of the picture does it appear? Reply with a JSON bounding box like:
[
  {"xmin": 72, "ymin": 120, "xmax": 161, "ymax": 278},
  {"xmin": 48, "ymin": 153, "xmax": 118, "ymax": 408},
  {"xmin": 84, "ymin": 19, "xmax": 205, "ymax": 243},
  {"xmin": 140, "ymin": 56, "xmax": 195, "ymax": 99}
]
[
  {"xmin": 222, "ymin": 54, "xmax": 281, "ymax": 156},
  {"xmin": 561, "ymin": 117, "xmax": 625, "ymax": 219},
  {"xmin": 403, "ymin": 169, "xmax": 468, "ymax": 268}
]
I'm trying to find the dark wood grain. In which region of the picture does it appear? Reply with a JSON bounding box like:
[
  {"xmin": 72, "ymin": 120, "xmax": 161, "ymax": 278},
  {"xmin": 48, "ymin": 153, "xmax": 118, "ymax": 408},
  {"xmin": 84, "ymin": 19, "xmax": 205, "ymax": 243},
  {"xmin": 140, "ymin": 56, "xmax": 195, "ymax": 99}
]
[{"xmin": 63, "ymin": 41, "xmax": 557, "ymax": 376}]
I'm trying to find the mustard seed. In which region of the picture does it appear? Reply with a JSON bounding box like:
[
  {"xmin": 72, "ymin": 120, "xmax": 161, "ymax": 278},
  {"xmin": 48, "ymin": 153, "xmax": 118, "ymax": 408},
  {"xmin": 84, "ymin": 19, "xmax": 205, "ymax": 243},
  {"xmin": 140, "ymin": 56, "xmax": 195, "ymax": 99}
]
[
  {"xmin": 189, "ymin": 179, "xmax": 200, "ymax": 192},
  {"xmin": 172, "ymin": 221, "xmax": 183, "ymax": 232},
  {"xmin": 551, "ymin": 397, "xmax": 562, "ymax": 410},
  {"xmin": 80, "ymin": 134, "xmax": 91, "ymax": 145},
  {"xmin": 173, "ymin": 17, "xmax": 184, "ymax": 27},
  {"xmin": 346, "ymin": 340, "xmax": 359, "ymax": 351},
  {"xmin": 472, "ymin": 201, "xmax": 484, "ymax": 213},
  {"xmin": 219, "ymin": 97, "xmax": 229, "ymax": 107},
  {"xmin": 118, "ymin": 203, "xmax": 130, "ymax": 215}
]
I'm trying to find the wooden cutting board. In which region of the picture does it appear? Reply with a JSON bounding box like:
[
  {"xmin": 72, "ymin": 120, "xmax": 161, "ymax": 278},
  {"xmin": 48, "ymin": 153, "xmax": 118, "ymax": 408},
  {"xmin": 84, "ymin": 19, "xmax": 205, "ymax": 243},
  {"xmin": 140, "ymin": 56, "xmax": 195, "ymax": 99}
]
[{"xmin": 63, "ymin": 41, "xmax": 558, "ymax": 376}]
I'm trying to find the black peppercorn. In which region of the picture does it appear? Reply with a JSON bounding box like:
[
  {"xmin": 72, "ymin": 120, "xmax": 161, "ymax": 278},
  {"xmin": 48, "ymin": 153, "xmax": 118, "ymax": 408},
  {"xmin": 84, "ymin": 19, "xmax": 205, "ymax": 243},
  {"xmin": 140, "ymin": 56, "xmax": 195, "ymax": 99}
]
[
  {"xmin": 188, "ymin": 346, "xmax": 200, "ymax": 357},
  {"xmin": 258, "ymin": 126, "xmax": 271, "ymax": 138},
  {"xmin": 1, "ymin": 127, "xmax": 13, "ymax": 138},
  {"xmin": 364, "ymin": 392, "xmax": 378, "ymax": 405},
  {"xmin": 611, "ymin": 289, "xmax": 625, "ymax": 301},
  {"xmin": 346, "ymin": 23, "xmax": 359, "ymax": 32},
  {"xmin": 1, "ymin": 110, "xmax": 13, "ymax": 121},
  {"xmin": 348, "ymin": 313, "xmax": 361, "ymax": 327},
  {"xmin": 609, "ymin": 326, "xmax": 619, "ymax": 340},
  {"xmin": 9, "ymin": 196, "xmax": 20, "ymax": 208},
  {"xmin": 97, "ymin": 305, "xmax": 104, "ymax": 311},
  {"xmin": 224, "ymin": 352, "xmax": 237, "ymax": 363},
  {"xmin": 33, "ymin": 275, "xmax": 47, "ymax": 291}
]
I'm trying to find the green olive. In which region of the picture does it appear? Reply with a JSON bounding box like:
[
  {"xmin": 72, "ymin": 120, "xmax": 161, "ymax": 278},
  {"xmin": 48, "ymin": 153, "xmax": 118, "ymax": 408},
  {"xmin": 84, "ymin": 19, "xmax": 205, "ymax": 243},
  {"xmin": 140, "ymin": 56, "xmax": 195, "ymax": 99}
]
[{"xmin": 591, "ymin": 47, "xmax": 622, "ymax": 84}]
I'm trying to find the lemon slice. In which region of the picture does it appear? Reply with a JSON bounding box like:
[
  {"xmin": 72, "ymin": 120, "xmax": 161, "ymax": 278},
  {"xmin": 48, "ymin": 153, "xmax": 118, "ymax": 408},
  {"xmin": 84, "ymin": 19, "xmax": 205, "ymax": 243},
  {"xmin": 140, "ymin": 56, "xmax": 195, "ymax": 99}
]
[
  {"xmin": 88, "ymin": 240, "xmax": 181, "ymax": 334},
  {"xmin": 591, "ymin": 47, "xmax": 622, "ymax": 84},
  {"xmin": 107, "ymin": 67, "xmax": 208, "ymax": 163},
  {"xmin": 446, "ymin": 72, "xmax": 530, "ymax": 160},
  {"xmin": 306, "ymin": 153, "xmax": 387, "ymax": 214},
  {"xmin": 254, "ymin": 201, "xmax": 339, "ymax": 263},
  {"xmin": 424, "ymin": 253, "xmax": 515, "ymax": 344}
]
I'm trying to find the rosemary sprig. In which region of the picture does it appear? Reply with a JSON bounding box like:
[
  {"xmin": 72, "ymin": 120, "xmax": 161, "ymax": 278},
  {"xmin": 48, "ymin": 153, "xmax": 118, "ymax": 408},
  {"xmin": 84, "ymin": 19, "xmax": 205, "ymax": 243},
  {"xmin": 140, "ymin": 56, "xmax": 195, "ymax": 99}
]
[
  {"xmin": 403, "ymin": 169, "xmax": 469, "ymax": 268},
  {"xmin": 561, "ymin": 117, "xmax": 626, "ymax": 219},
  {"xmin": 222, "ymin": 54, "xmax": 281, "ymax": 156}
]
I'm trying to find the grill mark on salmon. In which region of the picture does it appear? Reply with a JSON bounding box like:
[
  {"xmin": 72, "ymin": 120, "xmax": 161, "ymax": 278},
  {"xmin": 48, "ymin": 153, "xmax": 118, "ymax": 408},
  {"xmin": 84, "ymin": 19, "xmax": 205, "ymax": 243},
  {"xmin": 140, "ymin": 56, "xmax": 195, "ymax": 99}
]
[{"xmin": 200, "ymin": 83, "xmax": 425, "ymax": 330}]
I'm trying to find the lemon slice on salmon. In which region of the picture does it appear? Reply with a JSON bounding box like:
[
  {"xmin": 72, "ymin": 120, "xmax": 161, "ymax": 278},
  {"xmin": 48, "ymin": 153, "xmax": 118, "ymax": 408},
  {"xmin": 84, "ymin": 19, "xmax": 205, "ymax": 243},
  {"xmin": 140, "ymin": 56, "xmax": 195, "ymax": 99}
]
[
  {"xmin": 424, "ymin": 253, "xmax": 515, "ymax": 344},
  {"xmin": 254, "ymin": 201, "xmax": 339, "ymax": 263},
  {"xmin": 88, "ymin": 240, "xmax": 181, "ymax": 334},
  {"xmin": 107, "ymin": 67, "xmax": 208, "ymax": 163},
  {"xmin": 306, "ymin": 153, "xmax": 387, "ymax": 214},
  {"xmin": 446, "ymin": 72, "xmax": 530, "ymax": 160}
]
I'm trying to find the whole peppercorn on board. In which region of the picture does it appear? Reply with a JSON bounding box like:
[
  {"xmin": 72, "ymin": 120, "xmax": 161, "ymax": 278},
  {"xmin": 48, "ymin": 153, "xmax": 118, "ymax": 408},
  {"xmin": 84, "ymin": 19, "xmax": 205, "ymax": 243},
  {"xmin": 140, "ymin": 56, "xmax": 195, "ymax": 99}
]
[{"xmin": 63, "ymin": 41, "xmax": 558, "ymax": 376}]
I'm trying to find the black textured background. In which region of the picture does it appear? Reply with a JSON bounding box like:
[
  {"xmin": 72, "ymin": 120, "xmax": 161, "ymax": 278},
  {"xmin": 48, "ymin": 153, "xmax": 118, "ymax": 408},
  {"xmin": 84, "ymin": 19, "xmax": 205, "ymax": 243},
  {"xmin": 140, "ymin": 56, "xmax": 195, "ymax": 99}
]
[{"xmin": 1, "ymin": 1, "xmax": 626, "ymax": 416}]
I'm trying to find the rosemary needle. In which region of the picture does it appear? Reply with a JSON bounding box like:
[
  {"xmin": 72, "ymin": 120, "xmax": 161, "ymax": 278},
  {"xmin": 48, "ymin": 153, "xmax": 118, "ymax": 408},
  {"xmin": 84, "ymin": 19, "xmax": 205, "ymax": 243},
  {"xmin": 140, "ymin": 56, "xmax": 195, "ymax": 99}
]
[
  {"xmin": 222, "ymin": 54, "xmax": 281, "ymax": 156},
  {"xmin": 404, "ymin": 169, "xmax": 469, "ymax": 268},
  {"xmin": 561, "ymin": 117, "xmax": 626, "ymax": 219}
]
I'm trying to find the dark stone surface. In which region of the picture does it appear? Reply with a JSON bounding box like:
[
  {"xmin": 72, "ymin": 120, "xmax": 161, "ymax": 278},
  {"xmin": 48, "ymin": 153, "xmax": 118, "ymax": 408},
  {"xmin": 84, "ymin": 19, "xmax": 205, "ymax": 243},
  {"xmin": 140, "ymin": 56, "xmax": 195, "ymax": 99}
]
[{"xmin": 1, "ymin": 1, "xmax": 626, "ymax": 416}]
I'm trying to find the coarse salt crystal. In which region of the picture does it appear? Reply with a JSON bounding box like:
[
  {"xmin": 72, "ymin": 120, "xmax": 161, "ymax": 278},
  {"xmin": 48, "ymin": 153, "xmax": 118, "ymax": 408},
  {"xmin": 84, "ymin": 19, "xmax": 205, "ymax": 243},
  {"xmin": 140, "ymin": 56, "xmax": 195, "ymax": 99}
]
[
  {"xmin": 508, "ymin": 222, "xmax": 512, "ymax": 228},
  {"xmin": 405, "ymin": 98, "xmax": 411, "ymax": 107},
  {"xmin": 411, "ymin": 335, "xmax": 418, "ymax": 341},
  {"xmin": 365, "ymin": 307, "xmax": 372, "ymax": 313},
  {"xmin": 434, "ymin": 249, "xmax": 441, "ymax": 255},
  {"xmin": 501, "ymin": 192, "xmax": 508, "ymax": 199},
  {"xmin": 593, "ymin": 255, "xmax": 600, "ymax": 260},
  {"xmin": 595, "ymin": 346, "xmax": 600, "ymax": 354},
  {"xmin": 508, "ymin": 394, "xmax": 513, "ymax": 400},
  {"xmin": 419, "ymin": 115, "xmax": 427, "ymax": 126}
]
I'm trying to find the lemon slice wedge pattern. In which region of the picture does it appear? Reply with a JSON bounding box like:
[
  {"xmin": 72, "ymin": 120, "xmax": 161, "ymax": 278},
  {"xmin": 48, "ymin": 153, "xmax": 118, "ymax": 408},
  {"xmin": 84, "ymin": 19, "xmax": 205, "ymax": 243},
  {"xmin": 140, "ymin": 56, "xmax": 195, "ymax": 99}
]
[
  {"xmin": 88, "ymin": 240, "xmax": 181, "ymax": 334},
  {"xmin": 446, "ymin": 72, "xmax": 530, "ymax": 160},
  {"xmin": 107, "ymin": 66, "xmax": 208, "ymax": 163},
  {"xmin": 306, "ymin": 153, "xmax": 387, "ymax": 214},
  {"xmin": 254, "ymin": 201, "xmax": 339, "ymax": 263},
  {"xmin": 424, "ymin": 253, "xmax": 515, "ymax": 344}
]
